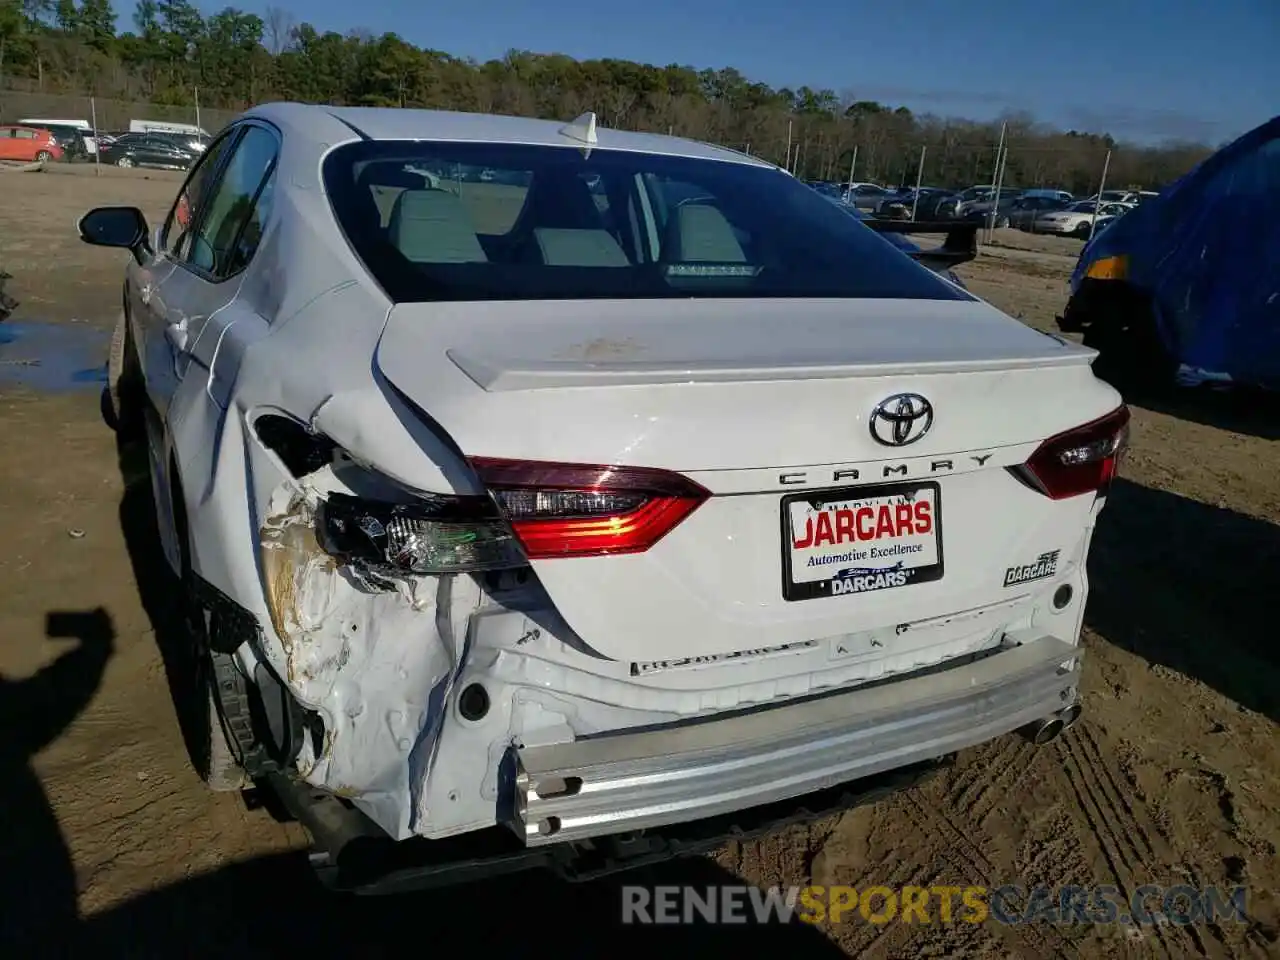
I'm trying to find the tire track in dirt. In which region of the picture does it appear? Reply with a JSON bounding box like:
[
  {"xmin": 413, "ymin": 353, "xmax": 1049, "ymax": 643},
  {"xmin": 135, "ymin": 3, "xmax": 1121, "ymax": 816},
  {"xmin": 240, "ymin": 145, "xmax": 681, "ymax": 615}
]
[
  {"xmin": 727, "ymin": 817, "xmax": 956, "ymax": 957},
  {"xmin": 945, "ymin": 737, "xmax": 1017, "ymax": 806},
  {"xmin": 1110, "ymin": 744, "xmax": 1277, "ymax": 957},
  {"xmin": 1056, "ymin": 721, "xmax": 1221, "ymax": 958},
  {"xmin": 902, "ymin": 793, "xmax": 1075, "ymax": 959},
  {"xmin": 1056, "ymin": 726, "xmax": 1175, "ymax": 957},
  {"xmin": 1074, "ymin": 722, "xmax": 1271, "ymax": 958},
  {"xmin": 825, "ymin": 858, "xmax": 937, "ymax": 958},
  {"xmin": 948, "ymin": 734, "xmax": 1040, "ymax": 822},
  {"xmin": 829, "ymin": 843, "xmax": 1015, "ymax": 960}
]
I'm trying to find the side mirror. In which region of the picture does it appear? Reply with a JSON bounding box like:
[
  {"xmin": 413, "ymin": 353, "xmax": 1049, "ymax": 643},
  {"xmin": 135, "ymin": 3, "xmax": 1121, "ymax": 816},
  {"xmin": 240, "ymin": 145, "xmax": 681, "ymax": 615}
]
[{"xmin": 77, "ymin": 206, "xmax": 152, "ymax": 264}]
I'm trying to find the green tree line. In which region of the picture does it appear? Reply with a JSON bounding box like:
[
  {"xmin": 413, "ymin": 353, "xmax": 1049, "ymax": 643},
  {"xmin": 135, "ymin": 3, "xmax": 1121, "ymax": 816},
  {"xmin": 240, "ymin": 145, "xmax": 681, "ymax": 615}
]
[{"xmin": 0, "ymin": 0, "xmax": 1215, "ymax": 192}]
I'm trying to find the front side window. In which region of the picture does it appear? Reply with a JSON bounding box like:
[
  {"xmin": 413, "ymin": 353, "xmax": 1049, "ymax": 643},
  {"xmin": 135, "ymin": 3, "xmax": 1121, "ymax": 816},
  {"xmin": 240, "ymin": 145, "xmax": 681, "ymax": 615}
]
[
  {"xmin": 162, "ymin": 130, "xmax": 238, "ymax": 260},
  {"xmin": 323, "ymin": 142, "xmax": 972, "ymax": 304}
]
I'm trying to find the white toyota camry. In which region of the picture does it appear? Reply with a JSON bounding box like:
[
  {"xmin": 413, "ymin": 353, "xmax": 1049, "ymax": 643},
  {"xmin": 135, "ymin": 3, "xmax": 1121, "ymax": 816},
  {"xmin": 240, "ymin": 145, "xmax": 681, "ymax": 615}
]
[{"xmin": 79, "ymin": 103, "xmax": 1129, "ymax": 891}]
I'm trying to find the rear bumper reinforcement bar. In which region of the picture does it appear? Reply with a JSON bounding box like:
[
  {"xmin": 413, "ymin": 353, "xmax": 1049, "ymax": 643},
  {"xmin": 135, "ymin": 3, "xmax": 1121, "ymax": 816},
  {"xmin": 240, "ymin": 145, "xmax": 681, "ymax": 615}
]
[{"xmin": 513, "ymin": 636, "xmax": 1080, "ymax": 846}]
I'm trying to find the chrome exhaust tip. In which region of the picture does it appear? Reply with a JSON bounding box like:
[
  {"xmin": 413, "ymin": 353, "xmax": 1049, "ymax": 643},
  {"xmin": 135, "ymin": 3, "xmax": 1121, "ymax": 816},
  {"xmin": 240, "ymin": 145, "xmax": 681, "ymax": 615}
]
[
  {"xmin": 1058, "ymin": 701, "xmax": 1083, "ymax": 731},
  {"xmin": 1021, "ymin": 715, "xmax": 1065, "ymax": 745}
]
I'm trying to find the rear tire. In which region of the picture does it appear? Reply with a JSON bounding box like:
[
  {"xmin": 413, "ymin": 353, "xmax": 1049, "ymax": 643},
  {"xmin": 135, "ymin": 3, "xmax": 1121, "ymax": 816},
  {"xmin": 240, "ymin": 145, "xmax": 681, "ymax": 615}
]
[
  {"xmin": 35, "ymin": 150, "xmax": 51, "ymax": 162},
  {"xmin": 117, "ymin": 155, "xmax": 134, "ymax": 168},
  {"xmin": 1074, "ymin": 221, "xmax": 1093, "ymax": 240},
  {"xmin": 204, "ymin": 683, "xmax": 249, "ymax": 792},
  {"xmin": 106, "ymin": 312, "xmax": 146, "ymax": 441},
  {"xmin": 170, "ymin": 465, "xmax": 249, "ymax": 793}
]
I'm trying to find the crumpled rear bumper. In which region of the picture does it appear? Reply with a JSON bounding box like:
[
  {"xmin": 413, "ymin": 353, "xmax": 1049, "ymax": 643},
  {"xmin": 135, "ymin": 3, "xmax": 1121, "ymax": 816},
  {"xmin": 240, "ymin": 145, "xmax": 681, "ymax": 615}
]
[{"xmin": 511, "ymin": 636, "xmax": 1079, "ymax": 846}]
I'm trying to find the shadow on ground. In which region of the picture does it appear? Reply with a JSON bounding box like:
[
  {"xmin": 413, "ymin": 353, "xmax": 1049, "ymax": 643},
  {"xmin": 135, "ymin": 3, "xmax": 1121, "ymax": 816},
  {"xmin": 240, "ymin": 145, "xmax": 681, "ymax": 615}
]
[
  {"xmin": 1130, "ymin": 385, "xmax": 1280, "ymax": 442},
  {"xmin": 0, "ymin": 608, "xmax": 114, "ymax": 948},
  {"xmin": 114, "ymin": 432, "xmax": 222, "ymax": 785},
  {"xmin": 1087, "ymin": 477, "xmax": 1280, "ymax": 720},
  {"xmin": 67, "ymin": 423, "xmax": 848, "ymax": 957},
  {"xmin": 65, "ymin": 851, "xmax": 849, "ymax": 957}
]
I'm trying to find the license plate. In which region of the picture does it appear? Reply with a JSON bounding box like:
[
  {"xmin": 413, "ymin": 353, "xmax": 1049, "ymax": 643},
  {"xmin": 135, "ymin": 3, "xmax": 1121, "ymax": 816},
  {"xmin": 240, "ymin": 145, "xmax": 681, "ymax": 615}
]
[{"xmin": 781, "ymin": 481, "xmax": 944, "ymax": 601}]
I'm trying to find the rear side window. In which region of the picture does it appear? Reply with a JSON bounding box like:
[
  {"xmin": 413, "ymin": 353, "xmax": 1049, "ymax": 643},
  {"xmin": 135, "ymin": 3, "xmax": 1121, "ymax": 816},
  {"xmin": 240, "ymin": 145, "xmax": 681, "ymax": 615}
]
[{"xmin": 323, "ymin": 141, "xmax": 971, "ymax": 304}]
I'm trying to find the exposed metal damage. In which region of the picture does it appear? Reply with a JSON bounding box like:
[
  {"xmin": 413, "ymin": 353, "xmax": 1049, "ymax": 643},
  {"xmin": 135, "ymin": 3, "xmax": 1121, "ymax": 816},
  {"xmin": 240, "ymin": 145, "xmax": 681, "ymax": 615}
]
[{"xmin": 255, "ymin": 445, "xmax": 477, "ymax": 838}]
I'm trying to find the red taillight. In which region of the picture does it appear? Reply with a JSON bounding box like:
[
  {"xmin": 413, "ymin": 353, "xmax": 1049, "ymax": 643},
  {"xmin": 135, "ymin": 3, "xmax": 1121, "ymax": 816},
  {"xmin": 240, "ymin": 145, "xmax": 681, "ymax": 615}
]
[
  {"xmin": 468, "ymin": 457, "xmax": 710, "ymax": 559},
  {"xmin": 1015, "ymin": 406, "xmax": 1131, "ymax": 500}
]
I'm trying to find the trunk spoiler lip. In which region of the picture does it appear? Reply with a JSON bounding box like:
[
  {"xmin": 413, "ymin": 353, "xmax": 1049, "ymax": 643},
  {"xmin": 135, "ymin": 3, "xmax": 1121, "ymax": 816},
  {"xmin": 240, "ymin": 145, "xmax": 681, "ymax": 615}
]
[
  {"xmin": 442, "ymin": 345, "xmax": 1094, "ymax": 392},
  {"xmin": 862, "ymin": 219, "xmax": 980, "ymax": 271}
]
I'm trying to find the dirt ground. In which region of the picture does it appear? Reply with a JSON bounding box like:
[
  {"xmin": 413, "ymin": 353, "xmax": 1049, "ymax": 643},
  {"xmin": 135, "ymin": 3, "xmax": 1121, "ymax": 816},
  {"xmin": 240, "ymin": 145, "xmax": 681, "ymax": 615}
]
[{"xmin": 1, "ymin": 164, "xmax": 1277, "ymax": 958}]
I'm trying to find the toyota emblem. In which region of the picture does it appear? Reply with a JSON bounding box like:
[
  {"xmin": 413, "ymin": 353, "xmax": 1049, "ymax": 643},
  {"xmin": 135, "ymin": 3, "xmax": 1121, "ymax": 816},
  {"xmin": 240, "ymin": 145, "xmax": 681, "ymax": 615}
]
[{"xmin": 869, "ymin": 393, "xmax": 934, "ymax": 447}]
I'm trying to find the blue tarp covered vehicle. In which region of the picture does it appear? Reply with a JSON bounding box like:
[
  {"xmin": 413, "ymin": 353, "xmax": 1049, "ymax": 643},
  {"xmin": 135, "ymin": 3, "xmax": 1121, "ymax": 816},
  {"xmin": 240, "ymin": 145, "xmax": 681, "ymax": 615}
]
[{"xmin": 1060, "ymin": 115, "xmax": 1280, "ymax": 391}]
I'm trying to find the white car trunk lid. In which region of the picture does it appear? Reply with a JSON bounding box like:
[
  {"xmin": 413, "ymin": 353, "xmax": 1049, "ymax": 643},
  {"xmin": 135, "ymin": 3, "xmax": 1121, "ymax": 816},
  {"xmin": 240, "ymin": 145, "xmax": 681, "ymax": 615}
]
[{"xmin": 376, "ymin": 298, "xmax": 1117, "ymax": 662}]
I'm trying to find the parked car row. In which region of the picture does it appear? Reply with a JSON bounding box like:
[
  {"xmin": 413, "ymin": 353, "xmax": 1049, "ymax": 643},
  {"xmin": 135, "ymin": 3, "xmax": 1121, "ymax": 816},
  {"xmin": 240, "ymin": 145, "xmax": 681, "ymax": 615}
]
[
  {"xmin": 805, "ymin": 177, "xmax": 1159, "ymax": 239},
  {"xmin": 803, "ymin": 181, "xmax": 900, "ymax": 212},
  {"xmin": 1, "ymin": 117, "xmax": 211, "ymax": 169}
]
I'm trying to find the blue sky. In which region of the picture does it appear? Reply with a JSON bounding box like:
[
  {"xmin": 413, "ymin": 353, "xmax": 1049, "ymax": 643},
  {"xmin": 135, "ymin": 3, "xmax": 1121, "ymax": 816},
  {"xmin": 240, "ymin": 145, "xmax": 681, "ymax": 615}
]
[{"xmin": 119, "ymin": 0, "xmax": 1277, "ymax": 145}]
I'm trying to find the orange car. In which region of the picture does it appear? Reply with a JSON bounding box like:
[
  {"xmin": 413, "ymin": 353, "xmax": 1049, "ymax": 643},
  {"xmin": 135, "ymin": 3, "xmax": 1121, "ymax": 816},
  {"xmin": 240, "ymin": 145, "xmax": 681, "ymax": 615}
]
[{"xmin": 0, "ymin": 125, "xmax": 64, "ymax": 163}]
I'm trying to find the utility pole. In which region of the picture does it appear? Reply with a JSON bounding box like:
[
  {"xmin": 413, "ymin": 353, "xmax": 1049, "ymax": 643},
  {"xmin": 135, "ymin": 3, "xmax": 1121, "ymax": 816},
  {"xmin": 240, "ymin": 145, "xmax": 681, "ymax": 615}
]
[
  {"xmin": 844, "ymin": 145, "xmax": 857, "ymax": 202},
  {"xmin": 988, "ymin": 144, "xmax": 1009, "ymax": 241},
  {"xmin": 910, "ymin": 145, "xmax": 926, "ymax": 221},
  {"xmin": 1088, "ymin": 149, "xmax": 1112, "ymax": 243},
  {"xmin": 990, "ymin": 120, "xmax": 1007, "ymax": 190},
  {"xmin": 90, "ymin": 97, "xmax": 101, "ymax": 177}
]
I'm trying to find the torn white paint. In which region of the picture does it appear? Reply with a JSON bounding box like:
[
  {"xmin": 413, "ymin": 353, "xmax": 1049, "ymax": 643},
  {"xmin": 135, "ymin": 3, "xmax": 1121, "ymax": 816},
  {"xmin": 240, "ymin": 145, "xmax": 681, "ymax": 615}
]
[{"xmin": 257, "ymin": 463, "xmax": 470, "ymax": 838}]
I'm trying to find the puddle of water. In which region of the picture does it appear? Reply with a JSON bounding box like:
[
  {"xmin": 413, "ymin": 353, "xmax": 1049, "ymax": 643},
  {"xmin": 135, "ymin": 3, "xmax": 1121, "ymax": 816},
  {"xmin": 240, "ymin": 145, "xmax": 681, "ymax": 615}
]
[{"xmin": 0, "ymin": 321, "xmax": 109, "ymax": 392}]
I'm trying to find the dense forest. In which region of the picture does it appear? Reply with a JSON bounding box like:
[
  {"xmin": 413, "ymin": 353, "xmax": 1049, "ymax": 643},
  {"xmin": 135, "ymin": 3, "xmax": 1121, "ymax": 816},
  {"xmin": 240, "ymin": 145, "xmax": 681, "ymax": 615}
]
[{"xmin": 1, "ymin": 0, "xmax": 1216, "ymax": 192}]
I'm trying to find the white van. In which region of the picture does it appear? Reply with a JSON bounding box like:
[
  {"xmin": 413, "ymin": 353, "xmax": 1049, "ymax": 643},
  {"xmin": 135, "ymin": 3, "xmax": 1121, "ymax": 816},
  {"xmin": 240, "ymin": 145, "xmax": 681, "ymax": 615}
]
[{"xmin": 19, "ymin": 117, "xmax": 97, "ymax": 155}]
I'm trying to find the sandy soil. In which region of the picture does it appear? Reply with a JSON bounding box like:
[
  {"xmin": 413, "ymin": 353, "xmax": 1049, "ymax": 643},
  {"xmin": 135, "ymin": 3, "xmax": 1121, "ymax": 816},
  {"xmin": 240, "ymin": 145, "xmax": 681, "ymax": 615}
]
[{"xmin": 1, "ymin": 164, "xmax": 1277, "ymax": 958}]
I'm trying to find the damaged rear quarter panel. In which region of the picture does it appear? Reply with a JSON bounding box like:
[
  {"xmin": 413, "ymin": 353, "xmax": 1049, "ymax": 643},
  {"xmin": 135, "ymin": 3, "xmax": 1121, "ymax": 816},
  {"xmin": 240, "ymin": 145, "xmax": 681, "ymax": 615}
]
[
  {"xmin": 174, "ymin": 274, "xmax": 489, "ymax": 838},
  {"xmin": 257, "ymin": 467, "xmax": 482, "ymax": 837}
]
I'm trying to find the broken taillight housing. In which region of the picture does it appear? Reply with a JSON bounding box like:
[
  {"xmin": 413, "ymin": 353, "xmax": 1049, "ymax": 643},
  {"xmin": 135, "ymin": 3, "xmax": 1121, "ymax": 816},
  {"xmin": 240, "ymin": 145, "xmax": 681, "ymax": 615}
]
[
  {"xmin": 1014, "ymin": 406, "xmax": 1131, "ymax": 500},
  {"xmin": 317, "ymin": 492, "xmax": 526, "ymax": 574},
  {"xmin": 469, "ymin": 457, "xmax": 710, "ymax": 558}
]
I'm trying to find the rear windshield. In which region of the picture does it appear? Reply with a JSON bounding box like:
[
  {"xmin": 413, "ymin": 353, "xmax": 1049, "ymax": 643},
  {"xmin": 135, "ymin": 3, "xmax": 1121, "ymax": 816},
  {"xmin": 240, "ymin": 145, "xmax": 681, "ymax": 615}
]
[{"xmin": 322, "ymin": 141, "xmax": 971, "ymax": 303}]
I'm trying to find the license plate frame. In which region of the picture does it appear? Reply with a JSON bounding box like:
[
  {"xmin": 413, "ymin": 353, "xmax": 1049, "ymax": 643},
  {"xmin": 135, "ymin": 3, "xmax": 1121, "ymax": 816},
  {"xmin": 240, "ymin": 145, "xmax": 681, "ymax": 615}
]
[{"xmin": 780, "ymin": 481, "xmax": 945, "ymax": 602}]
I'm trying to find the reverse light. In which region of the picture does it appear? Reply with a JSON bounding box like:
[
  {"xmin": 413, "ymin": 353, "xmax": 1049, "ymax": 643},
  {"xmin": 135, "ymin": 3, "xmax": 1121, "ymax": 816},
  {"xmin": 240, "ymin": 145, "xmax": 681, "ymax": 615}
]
[
  {"xmin": 317, "ymin": 492, "xmax": 526, "ymax": 574},
  {"xmin": 1014, "ymin": 406, "xmax": 1131, "ymax": 500},
  {"xmin": 469, "ymin": 457, "xmax": 710, "ymax": 559}
]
